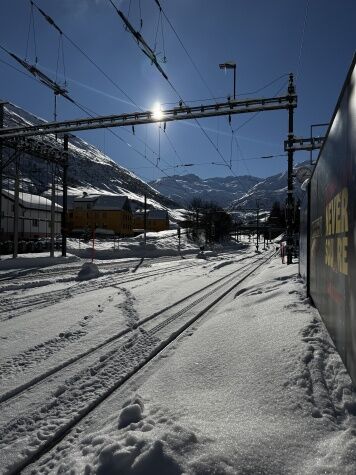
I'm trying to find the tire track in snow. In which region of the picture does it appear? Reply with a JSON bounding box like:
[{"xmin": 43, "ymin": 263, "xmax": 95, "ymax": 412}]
[
  {"xmin": 0, "ymin": 251, "xmax": 275, "ymax": 475},
  {"xmin": 0, "ymin": 253, "xmax": 269, "ymax": 406},
  {"xmin": 0, "ymin": 329, "xmax": 87, "ymax": 380},
  {"xmin": 0, "ymin": 262, "xmax": 199, "ymax": 321}
]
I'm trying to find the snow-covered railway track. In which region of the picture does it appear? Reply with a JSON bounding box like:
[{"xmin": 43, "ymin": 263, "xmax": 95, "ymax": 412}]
[
  {"xmin": 0, "ymin": 255, "xmax": 188, "ymax": 284},
  {"xmin": 0, "ymin": 251, "xmax": 275, "ymax": 475},
  {"xmin": 0, "ymin": 254, "xmax": 263, "ymax": 405},
  {"xmin": 0, "ymin": 261, "xmax": 199, "ymax": 321}
]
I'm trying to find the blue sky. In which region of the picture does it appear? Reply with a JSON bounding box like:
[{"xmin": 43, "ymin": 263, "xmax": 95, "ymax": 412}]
[{"xmin": 0, "ymin": 0, "xmax": 355, "ymax": 182}]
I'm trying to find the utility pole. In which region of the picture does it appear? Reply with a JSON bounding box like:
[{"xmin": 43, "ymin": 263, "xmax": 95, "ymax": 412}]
[
  {"xmin": 286, "ymin": 73, "xmax": 295, "ymax": 265},
  {"xmin": 256, "ymin": 200, "xmax": 260, "ymax": 252},
  {"xmin": 0, "ymin": 102, "xmax": 4, "ymax": 245},
  {"xmin": 177, "ymin": 227, "xmax": 181, "ymax": 253},
  {"xmin": 143, "ymin": 194, "xmax": 147, "ymax": 246},
  {"xmin": 50, "ymin": 163, "xmax": 56, "ymax": 257},
  {"xmin": 13, "ymin": 156, "xmax": 20, "ymax": 258},
  {"xmin": 61, "ymin": 134, "xmax": 68, "ymax": 257}
]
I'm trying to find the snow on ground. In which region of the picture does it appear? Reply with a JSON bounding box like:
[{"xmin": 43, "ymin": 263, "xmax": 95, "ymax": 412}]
[
  {"xmin": 0, "ymin": 244, "xmax": 255, "ymax": 398},
  {"xmin": 65, "ymin": 230, "xmax": 200, "ymax": 260},
  {"xmin": 0, "ymin": 242, "xmax": 259, "ymax": 472},
  {"xmin": 0, "ymin": 253, "xmax": 79, "ymax": 273},
  {"xmin": 21, "ymin": 256, "xmax": 356, "ymax": 475}
]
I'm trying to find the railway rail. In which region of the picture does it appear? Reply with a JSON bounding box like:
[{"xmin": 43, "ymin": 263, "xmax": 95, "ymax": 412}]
[{"xmin": 0, "ymin": 260, "xmax": 201, "ymax": 320}]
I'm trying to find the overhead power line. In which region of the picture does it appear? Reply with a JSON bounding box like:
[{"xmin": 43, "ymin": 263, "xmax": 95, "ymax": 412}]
[
  {"xmin": 153, "ymin": 0, "xmax": 218, "ymax": 102},
  {"xmin": 18, "ymin": 0, "xmax": 181, "ymax": 176},
  {"xmin": 30, "ymin": 0, "xmax": 141, "ymax": 110},
  {"xmin": 296, "ymin": 0, "xmax": 310, "ymax": 79},
  {"xmin": 149, "ymin": 0, "xmax": 254, "ymax": 193},
  {"xmin": 0, "ymin": 44, "xmax": 74, "ymax": 104},
  {"xmin": 108, "ymin": 0, "xmax": 168, "ymax": 80}
]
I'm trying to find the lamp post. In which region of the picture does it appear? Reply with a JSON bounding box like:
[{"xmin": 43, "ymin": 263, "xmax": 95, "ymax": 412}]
[{"xmin": 219, "ymin": 61, "xmax": 236, "ymax": 100}]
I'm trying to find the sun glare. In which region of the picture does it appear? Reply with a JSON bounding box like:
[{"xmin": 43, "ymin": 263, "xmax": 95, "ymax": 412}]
[{"xmin": 152, "ymin": 102, "xmax": 164, "ymax": 121}]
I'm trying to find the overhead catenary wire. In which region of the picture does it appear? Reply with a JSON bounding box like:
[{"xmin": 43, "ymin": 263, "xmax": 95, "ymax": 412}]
[
  {"xmin": 0, "ymin": 53, "xmax": 172, "ymax": 180},
  {"xmin": 71, "ymin": 100, "xmax": 172, "ymax": 178},
  {"xmin": 233, "ymin": 79, "xmax": 289, "ymax": 134},
  {"xmin": 161, "ymin": 153, "xmax": 287, "ymax": 170},
  {"xmin": 0, "ymin": 44, "xmax": 74, "ymax": 104},
  {"xmin": 159, "ymin": 73, "xmax": 289, "ymax": 107},
  {"xmin": 148, "ymin": 0, "xmax": 254, "ymax": 194},
  {"xmin": 150, "ymin": 3, "xmax": 290, "ymax": 175},
  {"xmin": 296, "ymin": 0, "xmax": 310, "ymax": 79},
  {"xmin": 153, "ymin": 0, "xmax": 218, "ymax": 102},
  {"xmin": 108, "ymin": 0, "xmax": 168, "ymax": 80},
  {"xmin": 15, "ymin": 1, "xmax": 183, "ymax": 176},
  {"xmin": 25, "ymin": 0, "xmax": 38, "ymax": 63},
  {"xmin": 0, "ymin": 52, "xmax": 175, "ymax": 178},
  {"xmin": 162, "ymin": 126, "xmax": 184, "ymax": 166},
  {"xmin": 8, "ymin": 1, "xmax": 292, "ymax": 187},
  {"xmin": 20, "ymin": 0, "xmax": 180, "ymax": 176},
  {"xmin": 30, "ymin": 0, "xmax": 141, "ymax": 111},
  {"xmin": 28, "ymin": 0, "xmax": 280, "ymax": 185}
]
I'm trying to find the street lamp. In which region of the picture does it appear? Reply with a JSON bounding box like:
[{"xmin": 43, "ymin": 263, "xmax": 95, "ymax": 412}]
[{"xmin": 219, "ymin": 61, "xmax": 236, "ymax": 100}]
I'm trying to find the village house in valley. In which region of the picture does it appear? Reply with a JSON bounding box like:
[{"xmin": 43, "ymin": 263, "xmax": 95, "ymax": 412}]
[
  {"xmin": 68, "ymin": 193, "xmax": 133, "ymax": 236},
  {"xmin": 1, "ymin": 190, "xmax": 62, "ymax": 240},
  {"xmin": 133, "ymin": 209, "xmax": 169, "ymax": 233}
]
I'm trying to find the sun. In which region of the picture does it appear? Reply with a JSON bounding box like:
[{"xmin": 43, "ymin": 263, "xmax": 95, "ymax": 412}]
[{"xmin": 152, "ymin": 102, "xmax": 164, "ymax": 121}]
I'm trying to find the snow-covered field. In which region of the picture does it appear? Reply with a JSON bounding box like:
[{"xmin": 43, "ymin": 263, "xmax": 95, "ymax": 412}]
[{"xmin": 0, "ymin": 240, "xmax": 355, "ymax": 474}]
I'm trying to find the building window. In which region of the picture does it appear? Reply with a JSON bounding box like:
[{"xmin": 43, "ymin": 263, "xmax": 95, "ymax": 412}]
[{"xmin": 32, "ymin": 219, "xmax": 39, "ymax": 227}]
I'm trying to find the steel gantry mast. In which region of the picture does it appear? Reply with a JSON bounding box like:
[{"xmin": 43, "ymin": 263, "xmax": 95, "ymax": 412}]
[{"xmin": 0, "ymin": 93, "xmax": 297, "ymax": 139}]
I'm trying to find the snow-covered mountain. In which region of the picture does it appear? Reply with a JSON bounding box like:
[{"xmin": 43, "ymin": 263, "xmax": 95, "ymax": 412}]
[
  {"xmin": 2, "ymin": 102, "xmax": 178, "ymax": 210},
  {"xmin": 228, "ymin": 168, "xmax": 306, "ymax": 211},
  {"xmin": 150, "ymin": 168, "xmax": 306, "ymax": 212},
  {"xmin": 149, "ymin": 174, "xmax": 262, "ymax": 208}
]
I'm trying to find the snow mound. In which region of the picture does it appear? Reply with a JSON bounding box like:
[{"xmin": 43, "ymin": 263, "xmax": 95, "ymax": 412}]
[
  {"xmin": 77, "ymin": 262, "xmax": 100, "ymax": 281},
  {"xmin": 196, "ymin": 250, "xmax": 217, "ymax": 259},
  {"xmin": 210, "ymin": 260, "xmax": 234, "ymax": 272},
  {"xmin": 118, "ymin": 403, "xmax": 143, "ymax": 429},
  {"xmin": 93, "ymin": 401, "xmax": 199, "ymax": 475}
]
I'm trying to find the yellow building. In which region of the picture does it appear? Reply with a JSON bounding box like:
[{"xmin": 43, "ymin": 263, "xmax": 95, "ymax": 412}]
[
  {"xmin": 133, "ymin": 209, "xmax": 169, "ymax": 233},
  {"xmin": 68, "ymin": 193, "xmax": 133, "ymax": 236}
]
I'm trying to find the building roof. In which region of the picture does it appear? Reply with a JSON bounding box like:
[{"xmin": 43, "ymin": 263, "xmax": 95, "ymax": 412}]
[
  {"xmin": 2, "ymin": 190, "xmax": 62, "ymax": 211},
  {"xmin": 148, "ymin": 209, "xmax": 168, "ymax": 220},
  {"xmin": 74, "ymin": 194, "xmax": 131, "ymax": 211},
  {"xmin": 133, "ymin": 209, "xmax": 168, "ymax": 220}
]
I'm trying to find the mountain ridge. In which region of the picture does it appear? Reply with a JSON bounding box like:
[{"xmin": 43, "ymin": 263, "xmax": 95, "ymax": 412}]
[{"xmin": 150, "ymin": 170, "xmax": 305, "ymax": 211}]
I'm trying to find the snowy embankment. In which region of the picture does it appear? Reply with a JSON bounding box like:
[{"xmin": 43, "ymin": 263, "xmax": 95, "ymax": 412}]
[
  {"xmin": 66, "ymin": 231, "xmax": 202, "ymax": 260},
  {"xmin": 14, "ymin": 257, "xmax": 356, "ymax": 474}
]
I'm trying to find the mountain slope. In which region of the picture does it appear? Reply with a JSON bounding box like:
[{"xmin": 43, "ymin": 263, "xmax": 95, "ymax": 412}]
[
  {"xmin": 2, "ymin": 102, "xmax": 178, "ymax": 210},
  {"xmin": 149, "ymin": 174, "xmax": 262, "ymax": 208},
  {"xmin": 229, "ymin": 168, "xmax": 305, "ymax": 211},
  {"xmin": 151, "ymin": 168, "xmax": 307, "ymax": 212}
]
